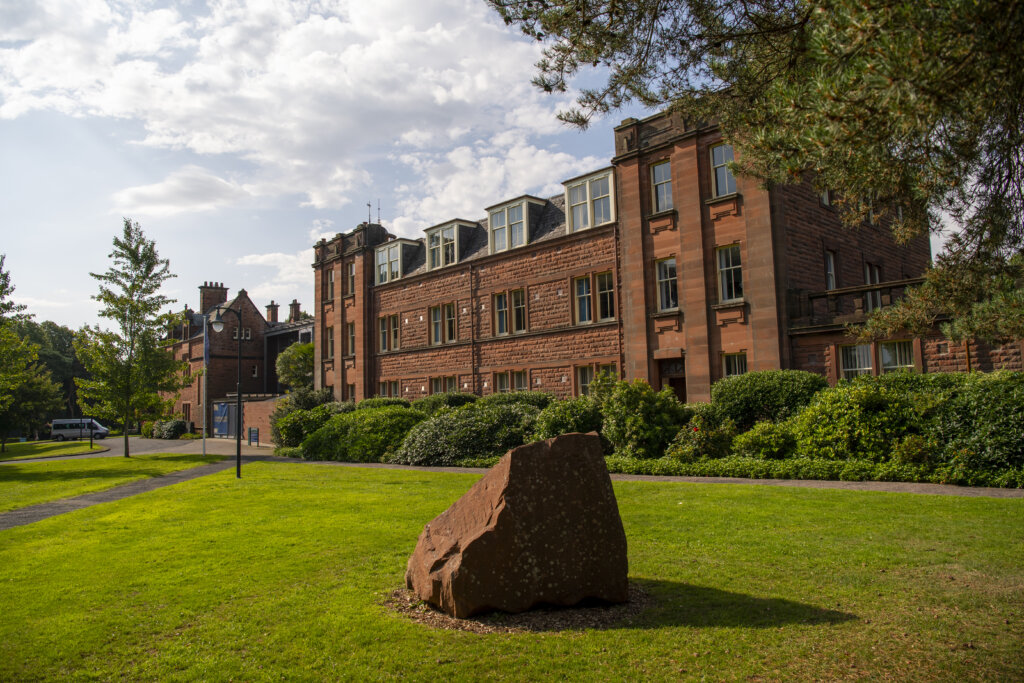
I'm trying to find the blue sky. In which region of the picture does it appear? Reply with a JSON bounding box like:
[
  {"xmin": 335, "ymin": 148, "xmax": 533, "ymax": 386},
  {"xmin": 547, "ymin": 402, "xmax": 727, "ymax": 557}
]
[{"xmin": 1, "ymin": 0, "xmax": 649, "ymax": 329}]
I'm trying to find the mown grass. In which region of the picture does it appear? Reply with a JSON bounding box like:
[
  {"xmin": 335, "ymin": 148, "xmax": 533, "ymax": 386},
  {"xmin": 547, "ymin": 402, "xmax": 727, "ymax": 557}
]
[
  {"xmin": 0, "ymin": 463, "xmax": 1021, "ymax": 681},
  {"xmin": 0, "ymin": 440, "xmax": 105, "ymax": 462},
  {"xmin": 0, "ymin": 453, "xmax": 225, "ymax": 512}
]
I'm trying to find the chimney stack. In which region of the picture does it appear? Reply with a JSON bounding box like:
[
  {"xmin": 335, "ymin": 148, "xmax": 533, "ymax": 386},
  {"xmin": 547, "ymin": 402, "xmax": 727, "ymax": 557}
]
[
  {"xmin": 288, "ymin": 299, "xmax": 301, "ymax": 323},
  {"xmin": 198, "ymin": 281, "xmax": 228, "ymax": 314},
  {"xmin": 266, "ymin": 300, "xmax": 279, "ymax": 323}
]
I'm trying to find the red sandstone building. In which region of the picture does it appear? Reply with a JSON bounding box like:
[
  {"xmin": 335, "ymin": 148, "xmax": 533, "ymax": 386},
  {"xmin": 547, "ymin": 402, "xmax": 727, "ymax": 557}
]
[
  {"xmin": 165, "ymin": 283, "xmax": 313, "ymax": 434},
  {"xmin": 312, "ymin": 112, "xmax": 1022, "ymax": 403}
]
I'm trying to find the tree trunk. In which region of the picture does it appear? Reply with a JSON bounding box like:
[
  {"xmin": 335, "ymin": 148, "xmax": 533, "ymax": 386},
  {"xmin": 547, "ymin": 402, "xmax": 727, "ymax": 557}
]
[{"xmin": 123, "ymin": 406, "xmax": 130, "ymax": 457}]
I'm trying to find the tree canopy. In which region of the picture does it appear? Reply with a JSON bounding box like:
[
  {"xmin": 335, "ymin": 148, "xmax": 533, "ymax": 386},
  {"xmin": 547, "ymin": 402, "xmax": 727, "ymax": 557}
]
[
  {"xmin": 75, "ymin": 219, "xmax": 189, "ymax": 456},
  {"xmin": 488, "ymin": 0, "xmax": 1024, "ymax": 342},
  {"xmin": 276, "ymin": 342, "xmax": 314, "ymax": 391},
  {"xmin": 0, "ymin": 255, "xmax": 37, "ymax": 415}
]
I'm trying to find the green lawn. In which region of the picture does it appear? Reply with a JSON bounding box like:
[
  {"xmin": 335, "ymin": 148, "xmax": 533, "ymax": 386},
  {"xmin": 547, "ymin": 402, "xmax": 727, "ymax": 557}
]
[
  {"xmin": 0, "ymin": 440, "xmax": 106, "ymax": 462},
  {"xmin": 0, "ymin": 463, "xmax": 1021, "ymax": 681},
  {"xmin": 0, "ymin": 453, "xmax": 225, "ymax": 512}
]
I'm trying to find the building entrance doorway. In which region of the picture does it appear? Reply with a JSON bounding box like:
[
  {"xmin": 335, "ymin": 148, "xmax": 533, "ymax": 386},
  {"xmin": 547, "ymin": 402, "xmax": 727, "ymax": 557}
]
[{"xmin": 658, "ymin": 359, "xmax": 686, "ymax": 403}]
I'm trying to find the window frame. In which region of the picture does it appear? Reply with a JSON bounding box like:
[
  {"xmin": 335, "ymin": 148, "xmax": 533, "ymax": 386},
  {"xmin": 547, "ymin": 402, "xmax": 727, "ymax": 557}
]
[
  {"xmin": 723, "ymin": 352, "xmax": 747, "ymax": 377},
  {"xmin": 493, "ymin": 292, "xmax": 509, "ymax": 336},
  {"xmin": 345, "ymin": 322, "xmax": 355, "ymax": 357},
  {"xmin": 716, "ymin": 244, "xmax": 744, "ymax": 303},
  {"xmin": 656, "ymin": 257, "xmax": 679, "ymax": 312},
  {"xmin": 564, "ymin": 169, "xmax": 615, "ymax": 232},
  {"xmin": 840, "ymin": 344, "xmax": 873, "ymax": 380},
  {"xmin": 324, "ymin": 268, "xmax": 335, "ymax": 301},
  {"xmin": 324, "ymin": 326, "xmax": 334, "ymax": 360},
  {"xmin": 346, "ymin": 261, "xmax": 355, "ymax": 295},
  {"xmin": 576, "ymin": 365, "xmax": 595, "ymax": 396},
  {"xmin": 651, "ymin": 160, "xmax": 673, "ymax": 212},
  {"xmin": 825, "ymin": 250, "xmax": 837, "ymax": 291},
  {"xmin": 864, "ymin": 262, "xmax": 882, "ymax": 311},
  {"xmin": 426, "ymin": 223, "xmax": 460, "ymax": 270},
  {"xmin": 375, "ymin": 242, "xmax": 404, "ymax": 284},
  {"xmin": 574, "ymin": 276, "xmax": 593, "ymax": 324},
  {"xmin": 429, "ymin": 303, "xmax": 457, "ymax": 345},
  {"xmin": 880, "ymin": 340, "xmax": 914, "ymax": 373},
  {"xmin": 711, "ymin": 144, "xmax": 737, "ymax": 197},
  {"xmin": 494, "ymin": 371, "xmax": 510, "ymax": 393},
  {"xmin": 489, "ymin": 202, "xmax": 528, "ymax": 254},
  {"xmin": 512, "ymin": 370, "xmax": 528, "ymax": 392},
  {"xmin": 596, "ymin": 271, "xmax": 615, "ymax": 321},
  {"xmin": 510, "ymin": 289, "xmax": 527, "ymax": 333}
]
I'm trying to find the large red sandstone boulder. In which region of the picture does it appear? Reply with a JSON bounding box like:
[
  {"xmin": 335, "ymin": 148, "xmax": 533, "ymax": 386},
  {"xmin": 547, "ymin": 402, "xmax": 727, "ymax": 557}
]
[{"xmin": 405, "ymin": 432, "xmax": 628, "ymax": 618}]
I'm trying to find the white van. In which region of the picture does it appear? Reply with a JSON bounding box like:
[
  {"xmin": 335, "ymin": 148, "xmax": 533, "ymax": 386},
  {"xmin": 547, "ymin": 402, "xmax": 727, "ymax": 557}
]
[{"xmin": 51, "ymin": 418, "xmax": 110, "ymax": 441}]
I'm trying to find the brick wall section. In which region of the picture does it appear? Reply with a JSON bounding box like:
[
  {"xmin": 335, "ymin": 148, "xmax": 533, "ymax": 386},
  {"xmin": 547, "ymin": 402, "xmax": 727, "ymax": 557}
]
[
  {"xmin": 240, "ymin": 395, "xmax": 282, "ymax": 445},
  {"xmin": 370, "ymin": 224, "xmax": 623, "ymax": 400}
]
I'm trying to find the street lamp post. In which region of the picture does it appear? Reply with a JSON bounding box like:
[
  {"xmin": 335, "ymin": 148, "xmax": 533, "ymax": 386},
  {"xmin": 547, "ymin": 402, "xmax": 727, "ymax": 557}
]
[{"xmin": 211, "ymin": 306, "xmax": 243, "ymax": 478}]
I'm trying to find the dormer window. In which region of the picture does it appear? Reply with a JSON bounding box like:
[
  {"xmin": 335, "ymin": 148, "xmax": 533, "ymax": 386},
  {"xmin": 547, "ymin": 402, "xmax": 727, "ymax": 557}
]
[
  {"xmin": 427, "ymin": 224, "xmax": 458, "ymax": 269},
  {"xmin": 564, "ymin": 169, "xmax": 615, "ymax": 232},
  {"xmin": 489, "ymin": 203, "xmax": 526, "ymax": 253},
  {"xmin": 376, "ymin": 243, "xmax": 402, "ymax": 284}
]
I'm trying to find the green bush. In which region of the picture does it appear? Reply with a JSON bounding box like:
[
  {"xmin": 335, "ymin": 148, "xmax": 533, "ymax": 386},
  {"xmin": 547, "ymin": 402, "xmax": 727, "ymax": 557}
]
[
  {"xmin": 301, "ymin": 406, "xmax": 427, "ymax": 462},
  {"xmin": 930, "ymin": 371, "xmax": 1024, "ymax": 470},
  {"xmin": 269, "ymin": 387, "xmax": 337, "ymax": 446},
  {"xmin": 275, "ymin": 446, "xmax": 303, "ymax": 459},
  {"xmin": 792, "ymin": 383, "xmax": 916, "ymax": 462},
  {"xmin": 412, "ymin": 392, "xmax": 478, "ymax": 416},
  {"xmin": 711, "ymin": 370, "xmax": 828, "ymax": 432},
  {"xmin": 141, "ymin": 421, "xmax": 155, "ymax": 439},
  {"xmin": 179, "ymin": 432, "xmax": 202, "ymax": 440},
  {"xmin": 390, "ymin": 402, "xmax": 540, "ymax": 466},
  {"xmin": 532, "ymin": 397, "xmax": 603, "ymax": 440},
  {"xmin": 356, "ymin": 397, "xmax": 411, "ymax": 410},
  {"xmin": 733, "ymin": 419, "xmax": 797, "ymax": 460},
  {"xmin": 477, "ymin": 391, "xmax": 554, "ymax": 410},
  {"xmin": 666, "ymin": 403, "xmax": 737, "ymax": 462},
  {"xmin": 601, "ymin": 379, "xmax": 692, "ymax": 459},
  {"xmin": 276, "ymin": 403, "xmax": 347, "ymax": 448},
  {"xmin": 153, "ymin": 419, "xmax": 187, "ymax": 439}
]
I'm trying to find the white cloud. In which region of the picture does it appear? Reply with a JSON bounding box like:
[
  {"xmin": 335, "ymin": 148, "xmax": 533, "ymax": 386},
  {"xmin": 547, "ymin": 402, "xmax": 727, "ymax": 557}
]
[
  {"xmin": 236, "ymin": 248, "xmax": 314, "ymax": 304},
  {"xmin": 2, "ymin": 0, "xmax": 612, "ymax": 229},
  {"xmin": 112, "ymin": 165, "xmax": 251, "ymax": 217}
]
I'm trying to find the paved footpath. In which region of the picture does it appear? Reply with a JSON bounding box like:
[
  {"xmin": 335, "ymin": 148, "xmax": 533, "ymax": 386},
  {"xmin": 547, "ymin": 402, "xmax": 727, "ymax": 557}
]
[{"xmin": 2, "ymin": 441, "xmax": 1021, "ymax": 531}]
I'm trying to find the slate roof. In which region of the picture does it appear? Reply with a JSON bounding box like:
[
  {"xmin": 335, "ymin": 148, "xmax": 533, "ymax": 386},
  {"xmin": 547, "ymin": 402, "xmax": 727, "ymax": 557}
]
[{"xmin": 397, "ymin": 194, "xmax": 568, "ymax": 279}]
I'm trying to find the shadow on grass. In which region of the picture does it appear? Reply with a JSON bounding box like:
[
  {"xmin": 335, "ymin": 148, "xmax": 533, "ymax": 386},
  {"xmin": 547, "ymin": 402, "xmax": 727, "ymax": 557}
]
[
  {"xmin": 0, "ymin": 455, "xmax": 221, "ymax": 484},
  {"xmin": 629, "ymin": 578, "xmax": 857, "ymax": 629}
]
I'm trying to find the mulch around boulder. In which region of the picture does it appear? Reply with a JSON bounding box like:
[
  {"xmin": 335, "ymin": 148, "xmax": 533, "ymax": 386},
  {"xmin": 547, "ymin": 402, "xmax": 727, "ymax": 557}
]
[{"xmin": 383, "ymin": 583, "xmax": 652, "ymax": 634}]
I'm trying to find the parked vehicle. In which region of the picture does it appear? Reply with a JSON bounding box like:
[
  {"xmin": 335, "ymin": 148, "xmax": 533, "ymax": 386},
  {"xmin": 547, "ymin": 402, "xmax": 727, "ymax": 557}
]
[{"xmin": 51, "ymin": 418, "xmax": 109, "ymax": 441}]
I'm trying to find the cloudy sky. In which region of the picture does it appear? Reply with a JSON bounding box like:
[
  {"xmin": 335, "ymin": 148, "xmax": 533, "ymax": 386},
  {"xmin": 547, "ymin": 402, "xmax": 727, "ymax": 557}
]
[{"xmin": 1, "ymin": 0, "xmax": 648, "ymax": 329}]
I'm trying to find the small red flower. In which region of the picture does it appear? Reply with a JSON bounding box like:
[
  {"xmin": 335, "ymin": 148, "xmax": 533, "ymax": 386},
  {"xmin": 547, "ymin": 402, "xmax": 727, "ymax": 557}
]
[{"xmin": 693, "ymin": 426, "xmax": 699, "ymax": 432}]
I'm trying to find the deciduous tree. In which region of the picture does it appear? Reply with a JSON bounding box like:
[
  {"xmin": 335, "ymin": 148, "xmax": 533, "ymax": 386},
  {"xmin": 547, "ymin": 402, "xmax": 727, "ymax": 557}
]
[
  {"xmin": 276, "ymin": 342, "xmax": 314, "ymax": 390},
  {"xmin": 75, "ymin": 219, "xmax": 189, "ymax": 457}
]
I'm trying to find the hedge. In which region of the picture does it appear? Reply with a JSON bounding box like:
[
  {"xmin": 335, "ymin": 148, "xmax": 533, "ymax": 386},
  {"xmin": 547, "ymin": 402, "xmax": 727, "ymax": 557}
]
[
  {"xmin": 412, "ymin": 392, "xmax": 478, "ymax": 416},
  {"xmin": 301, "ymin": 406, "xmax": 427, "ymax": 462},
  {"xmin": 603, "ymin": 455, "xmax": 1024, "ymax": 487},
  {"xmin": 601, "ymin": 379, "xmax": 691, "ymax": 459},
  {"xmin": 711, "ymin": 370, "xmax": 828, "ymax": 432},
  {"xmin": 532, "ymin": 397, "xmax": 603, "ymax": 440},
  {"xmin": 356, "ymin": 397, "xmax": 411, "ymax": 410},
  {"xmin": 389, "ymin": 402, "xmax": 540, "ymax": 466},
  {"xmin": 276, "ymin": 403, "xmax": 351, "ymax": 448},
  {"xmin": 476, "ymin": 391, "xmax": 555, "ymax": 410}
]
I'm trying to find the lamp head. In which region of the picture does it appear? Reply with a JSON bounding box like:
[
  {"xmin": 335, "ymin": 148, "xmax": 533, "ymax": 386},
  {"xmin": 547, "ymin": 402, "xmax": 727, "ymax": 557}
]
[{"xmin": 210, "ymin": 308, "xmax": 225, "ymax": 333}]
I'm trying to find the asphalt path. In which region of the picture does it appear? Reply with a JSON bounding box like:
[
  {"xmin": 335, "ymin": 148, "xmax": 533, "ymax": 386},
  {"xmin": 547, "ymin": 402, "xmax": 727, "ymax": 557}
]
[{"xmin": 2, "ymin": 435, "xmax": 272, "ymax": 463}]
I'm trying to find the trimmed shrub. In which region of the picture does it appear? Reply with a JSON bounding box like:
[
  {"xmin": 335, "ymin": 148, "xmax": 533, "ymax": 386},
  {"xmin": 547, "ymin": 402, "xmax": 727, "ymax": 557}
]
[
  {"xmin": 930, "ymin": 371, "xmax": 1024, "ymax": 470},
  {"xmin": 390, "ymin": 402, "xmax": 540, "ymax": 466},
  {"xmin": 154, "ymin": 419, "xmax": 187, "ymax": 440},
  {"xmin": 792, "ymin": 383, "xmax": 916, "ymax": 462},
  {"xmin": 269, "ymin": 387, "xmax": 336, "ymax": 447},
  {"xmin": 733, "ymin": 419, "xmax": 797, "ymax": 460},
  {"xmin": 532, "ymin": 397, "xmax": 603, "ymax": 440},
  {"xmin": 412, "ymin": 392, "xmax": 478, "ymax": 416},
  {"xmin": 477, "ymin": 391, "xmax": 555, "ymax": 410},
  {"xmin": 666, "ymin": 403, "xmax": 737, "ymax": 462},
  {"xmin": 301, "ymin": 406, "xmax": 427, "ymax": 462},
  {"xmin": 275, "ymin": 446, "xmax": 303, "ymax": 459},
  {"xmin": 276, "ymin": 403, "xmax": 347, "ymax": 448},
  {"xmin": 356, "ymin": 397, "xmax": 411, "ymax": 410},
  {"xmin": 602, "ymin": 379, "xmax": 692, "ymax": 459},
  {"xmin": 141, "ymin": 421, "xmax": 155, "ymax": 439},
  {"xmin": 711, "ymin": 370, "xmax": 828, "ymax": 432}
]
